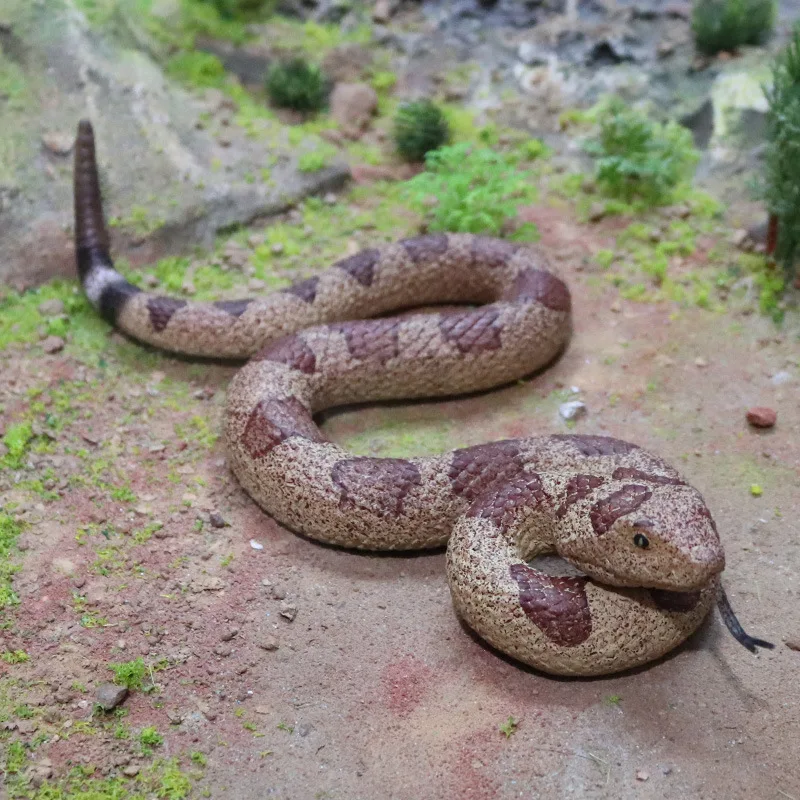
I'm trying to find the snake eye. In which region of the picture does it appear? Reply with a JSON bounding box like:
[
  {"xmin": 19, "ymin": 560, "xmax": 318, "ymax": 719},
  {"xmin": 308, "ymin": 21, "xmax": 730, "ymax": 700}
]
[{"xmin": 633, "ymin": 533, "xmax": 650, "ymax": 549}]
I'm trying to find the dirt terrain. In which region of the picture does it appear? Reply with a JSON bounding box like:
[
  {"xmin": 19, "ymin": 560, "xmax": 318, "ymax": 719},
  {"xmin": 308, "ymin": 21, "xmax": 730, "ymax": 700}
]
[
  {"xmin": 2, "ymin": 189, "xmax": 799, "ymax": 799},
  {"xmin": 2, "ymin": 2, "xmax": 800, "ymax": 799}
]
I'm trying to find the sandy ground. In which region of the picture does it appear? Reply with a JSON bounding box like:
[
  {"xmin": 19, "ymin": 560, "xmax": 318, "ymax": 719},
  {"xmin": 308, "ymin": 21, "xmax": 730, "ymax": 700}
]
[{"xmin": 1, "ymin": 201, "xmax": 799, "ymax": 800}]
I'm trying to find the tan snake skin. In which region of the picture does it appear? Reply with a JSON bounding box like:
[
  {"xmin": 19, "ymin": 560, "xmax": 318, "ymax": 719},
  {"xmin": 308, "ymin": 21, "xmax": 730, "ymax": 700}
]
[{"xmin": 72, "ymin": 120, "xmax": 772, "ymax": 676}]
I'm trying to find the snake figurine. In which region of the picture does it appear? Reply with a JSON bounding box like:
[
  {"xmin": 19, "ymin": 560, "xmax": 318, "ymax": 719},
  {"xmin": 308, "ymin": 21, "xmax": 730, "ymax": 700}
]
[{"xmin": 72, "ymin": 120, "xmax": 772, "ymax": 676}]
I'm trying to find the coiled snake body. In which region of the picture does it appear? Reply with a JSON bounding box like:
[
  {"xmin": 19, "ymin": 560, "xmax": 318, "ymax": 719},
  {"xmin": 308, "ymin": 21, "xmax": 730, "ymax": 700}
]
[{"xmin": 73, "ymin": 121, "xmax": 772, "ymax": 676}]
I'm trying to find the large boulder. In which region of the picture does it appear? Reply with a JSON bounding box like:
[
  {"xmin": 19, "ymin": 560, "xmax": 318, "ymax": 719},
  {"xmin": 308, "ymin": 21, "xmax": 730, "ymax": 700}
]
[{"xmin": 0, "ymin": 0, "xmax": 349, "ymax": 289}]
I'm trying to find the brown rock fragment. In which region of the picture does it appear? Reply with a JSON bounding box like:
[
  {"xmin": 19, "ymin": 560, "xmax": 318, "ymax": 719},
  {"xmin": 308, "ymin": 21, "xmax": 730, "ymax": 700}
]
[{"xmin": 746, "ymin": 407, "xmax": 777, "ymax": 429}]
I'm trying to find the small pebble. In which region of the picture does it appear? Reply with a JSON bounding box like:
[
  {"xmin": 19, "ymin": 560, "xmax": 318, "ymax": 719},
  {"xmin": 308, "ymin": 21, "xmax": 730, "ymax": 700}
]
[
  {"xmin": 746, "ymin": 407, "xmax": 777, "ymax": 429},
  {"xmin": 636, "ymin": 770, "xmax": 649, "ymax": 782},
  {"xmin": 95, "ymin": 683, "xmax": 128, "ymax": 711},
  {"xmin": 770, "ymin": 370, "xmax": 792, "ymax": 386},
  {"xmin": 167, "ymin": 709, "xmax": 183, "ymax": 725},
  {"xmin": 209, "ymin": 512, "xmax": 228, "ymax": 529},
  {"xmin": 42, "ymin": 131, "xmax": 74, "ymax": 156},
  {"xmin": 731, "ymin": 229, "xmax": 749, "ymax": 248},
  {"xmin": 213, "ymin": 643, "xmax": 233, "ymax": 657},
  {"xmin": 694, "ymin": 357, "xmax": 708, "ymax": 368},
  {"xmin": 258, "ymin": 636, "xmax": 279, "ymax": 651},
  {"xmin": 42, "ymin": 335, "xmax": 65, "ymax": 354},
  {"xmin": 221, "ymin": 627, "xmax": 239, "ymax": 642},
  {"xmin": 250, "ymin": 539, "xmax": 264, "ymax": 550},
  {"xmin": 559, "ymin": 400, "xmax": 587, "ymax": 421},
  {"xmin": 38, "ymin": 298, "xmax": 65, "ymax": 317},
  {"xmin": 279, "ymin": 602, "xmax": 297, "ymax": 622},
  {"xmin": 588, "ymin": 202, "xmax": 606, "ymax": 222},
  {"xmin": 785, "ymin": 638, "xmax": 800, "ymax": 652}
]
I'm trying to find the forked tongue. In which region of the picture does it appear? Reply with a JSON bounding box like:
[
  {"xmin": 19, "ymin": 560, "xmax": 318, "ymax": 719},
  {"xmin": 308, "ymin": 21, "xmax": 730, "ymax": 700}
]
[{"xmin": 717, "ymin": 584, "xmax": 775, "ymax": 653}]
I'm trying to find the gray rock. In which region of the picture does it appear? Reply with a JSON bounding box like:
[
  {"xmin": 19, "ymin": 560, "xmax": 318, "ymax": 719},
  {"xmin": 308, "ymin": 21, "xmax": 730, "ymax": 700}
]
[
  {"xmin": 41, "ymin": 336, "xmax": 65, "ymax": 354},
  {"xmin": 0, "ymin": 0, "xmax": 349, "ymax": 289},
  {"xmin": 38, "ymin": 298, "xmax": 65, "ymax": 317},
  {"xmin": 209, "ymin": 512, "xmax": 228, "ymax": 529},
  {"xmin": 679, "ymin": 98, "xmax": 714, "ymax": 150},
  {"xmin": 279, "ymin": 601, "xmax": 298, "ymax": 621},
  {"xmin": 559, "ymin": 400, "xmax": 587, "ymax": 421},
  {"xmin": 770, "ymin": 371, "xmax": 792, "ymax": 387},
  {"xmin": 518, "ymin": 41, "xmax": 550, "ymax": 67},
  {"xmin": 330, "ymin": 83, "xmax": 378, "ymax": 138},
  {"xmin": 95, "ymin": 683, "xmax": 128, "ymax": 711},
  {"xmin": 221, "ymin": 627, "xmax": 239, "ymax": 642}
]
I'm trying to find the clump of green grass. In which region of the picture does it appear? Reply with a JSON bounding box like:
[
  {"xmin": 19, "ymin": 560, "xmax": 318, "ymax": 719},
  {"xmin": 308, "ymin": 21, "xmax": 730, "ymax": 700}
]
[
  {"xmin": 166, "ymin": 51, "xmax": 227, "ymax": 90},
  {"xmin": 266, "ymin": 58, "xmax": 327, "ymax": 112},
  {"xmin": 763, "ymin": 23, "xmax": 800, "ymax": 286},
  {"xmin": 691, "ymin": 0, "xmax": 775, "ymax": 56},
  {"xmin": 1, "ymin": 650, "xmax": 29, "ymax": 664},
  {"xmin": 139, "ymin": 726, "xmax": 164, "ymax": 750},
  {"xmin": 297, "ymin": 145, "xmax": 337, "ymax": 173},
  {"xmin": 1, "ymin": 421, "xmax": 33, "ymax": 469},
  {"xmin": 393, "ymin": 99, "xmax": 451, "ymax": 163},
  {"xmin": 403, "ymin": 143, "xmax": 538, "ymax": 236},
  {"xmin": 109, "ymin": 657, "xmax": 148, "ymax": 690},
  {"xmin": 198, "ymin": 0, "xmax": 276, "ymax": 19},
  {"xmin": 0, "ymin": 513, "xmax": 23, "ymax": 614},
  {"xmin": 584, "ymin": 97, "xmax": 699, "ymax": 207}
]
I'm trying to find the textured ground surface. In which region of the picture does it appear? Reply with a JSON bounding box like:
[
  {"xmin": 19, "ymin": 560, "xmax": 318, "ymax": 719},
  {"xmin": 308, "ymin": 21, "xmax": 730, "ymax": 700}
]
[
  {"xmin": 1, "ymin": 192, "xmax": 799, "ymax": 799},
  {"xmin": 2, "ymin": 2, "xmax": 800, "ymax": 798}
]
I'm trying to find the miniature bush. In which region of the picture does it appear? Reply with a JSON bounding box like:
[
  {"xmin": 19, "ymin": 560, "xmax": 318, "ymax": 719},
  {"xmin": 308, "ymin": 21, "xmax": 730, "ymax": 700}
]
[
  {"xmin": 109, "ymin": 657, "xmax": 147, "ymax": 690},
  {"xmin": 139, "ymin": 726, "xmax": 164, "ymax": 748},
  {"xmin": 763, "ymin": 24, "xmax": 800, "ymax": 285},
  {"xmin": 691, "ymin": 0, "xmax": 775, "ymax": 55},
  {"xmin": 403, "ymin": 143, "xmax": 537, "ymax": 236},
  {"xmin": 393, "ymin": 100, "xmax": 451, "ymax": 163},
  {"xmin": 199, "ymin": 0, "xmax": 275, "ymax": 20},
  {"xmin": 265, "ymin": 58, "xmax": 327, "ymax": 112},
  {"xmin": 584, "ymin": 97, "xmax": 699, "ymax": 206}
]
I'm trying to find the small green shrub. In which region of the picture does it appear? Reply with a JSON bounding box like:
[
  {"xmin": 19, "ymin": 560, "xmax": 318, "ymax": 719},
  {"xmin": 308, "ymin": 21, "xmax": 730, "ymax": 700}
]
[
  {"xmin": 403, "ymin": 143, "xmax": 537, "ymax": 235},
  {"xmin": 1, "ymin": 650, "xmax": 29, "ymax": 664},
  {"xmin": 0, "ymin": 513, "xmax": 22, "ymax": 612},
  {"xmin": 198, "ymin": 0, "xmax": 275, "ymax": 20},
  {"xmin": 691, "ymin": 0, "xmax": 775, "ymax": 55},
  {"xmin": 393, "ymin": 100, "xmax": 451, "ymax": 163},
  {"xmin": 764, "ymin": 23, "xmax": 800, "ymax": 284},
  {"xmin": 297, "ymin": 145, "xmax": 337, "ymax": 172},
  {"xmin": 2, "ymin": 421, "xmax": 34, "ymax": 470},
  {"xmin": 265, "ymin": 58, "xmax": 327, "ymax": 112},
  {"xmin": 109, "ymin": 657, "xmax": 147, "ymax": 690},
  {"xmin": 139, "ymin": 726, "xmax": 164, "ymax": 748},
  {"xmin": 584, "ymin": 97, "xmax": 699, "ymax": 206},
  {"xmin": 166, "ymin": 51, "xmax": 227, "ymax": 90}
]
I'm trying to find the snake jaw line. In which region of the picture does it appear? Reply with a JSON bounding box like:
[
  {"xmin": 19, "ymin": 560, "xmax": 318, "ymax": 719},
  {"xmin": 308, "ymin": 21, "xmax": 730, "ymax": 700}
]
[{"xmin": 716, "ymin": 585, "xmax": 775, "ymax": 653}]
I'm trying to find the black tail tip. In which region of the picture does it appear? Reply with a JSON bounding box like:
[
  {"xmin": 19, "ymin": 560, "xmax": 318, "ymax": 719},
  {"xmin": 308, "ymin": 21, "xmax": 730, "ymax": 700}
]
[
  {"xmin": 716, "ymin": 585, "xmax": 775, "ymax": 655},
  {"xmin": 738, "ymin": 635, "xmax": 776, "ymax": 654},
  {"xmin": 77, "ymin": 119, "xmax": 94, "ymax": 141}
]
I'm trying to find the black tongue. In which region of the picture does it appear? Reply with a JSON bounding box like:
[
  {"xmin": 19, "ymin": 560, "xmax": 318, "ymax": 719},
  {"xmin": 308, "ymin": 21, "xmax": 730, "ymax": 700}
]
[{"xmin": 717, "ymin": 585, "xmax": 775, "ymax": 653}]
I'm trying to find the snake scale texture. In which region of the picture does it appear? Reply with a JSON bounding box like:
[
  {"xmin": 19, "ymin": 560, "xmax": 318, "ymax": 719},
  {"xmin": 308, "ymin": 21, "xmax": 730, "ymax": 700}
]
[{"xmin": 72, "ymin": 120, "xmax": 772, "ymax": 676}]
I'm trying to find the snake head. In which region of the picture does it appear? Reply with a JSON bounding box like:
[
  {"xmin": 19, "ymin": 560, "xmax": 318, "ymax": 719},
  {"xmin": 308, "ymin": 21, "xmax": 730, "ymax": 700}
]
[{"xmin": 557, "ymin": 483, "xmax": 725, "ymax": 591}]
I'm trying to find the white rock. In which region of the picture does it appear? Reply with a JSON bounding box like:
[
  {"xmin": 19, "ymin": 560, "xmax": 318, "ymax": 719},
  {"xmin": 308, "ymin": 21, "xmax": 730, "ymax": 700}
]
[{"xmin": 559, "ymin": 401, "xmax": 587, "ymax": 421}]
